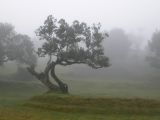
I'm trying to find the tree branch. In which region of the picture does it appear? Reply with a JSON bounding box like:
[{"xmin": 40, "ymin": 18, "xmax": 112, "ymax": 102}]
[
  {"xmin": 57, "ymin": 60, "xmax": 85, "ymax": 66},
  {"xmin": 27, "ymin": 65, "xmax": 60, "ymax": 91},
  {"xmin": 27, "ymin": 66, "xmax": 45, "ymax": 80}
]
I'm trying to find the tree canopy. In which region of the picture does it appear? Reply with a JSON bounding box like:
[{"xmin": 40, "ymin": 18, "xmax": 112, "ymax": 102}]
[
  {"xmin": 0, "ymin": 22, "xmax": 37, "ymax": 66},
  {"xmin": 35, "ymin": 15, "xmax": 109, "ymax": 68},
  {"xmin": 0, "ymin": 23, "xmax": 15, "ymax": 65}
]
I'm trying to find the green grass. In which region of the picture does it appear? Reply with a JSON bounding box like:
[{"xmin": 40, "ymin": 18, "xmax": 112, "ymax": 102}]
[
  {"xmin": 26, "ymin": 93, "xmax": 160, "ymax": 115},
  {"xmin": 0, "ymin": 80, "xmax": 46, "ymax": 107},
  {"xmin": 0, "ymin": 79, "xmax": 160, "ymax": 120},
  {"xmin": 64, "ymin": 77, "xmax": 160, "ymax": 99}
]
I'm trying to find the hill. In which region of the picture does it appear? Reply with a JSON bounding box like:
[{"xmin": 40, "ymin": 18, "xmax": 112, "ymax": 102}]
[{"xmin": 0, "ymin": 92, "xmax": 160, "ymax": 120}]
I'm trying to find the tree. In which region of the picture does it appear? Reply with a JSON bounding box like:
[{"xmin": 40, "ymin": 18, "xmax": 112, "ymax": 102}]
[
  {"xmin": 0, "ymin": 23, "xmax": 15, "ymax": 65},
  {"xmin": 146, "ymin": 31, "xmax": 160, "ymax": 68},
  {"xmin": 6, "ymin": 34, "xmax": 37, "ymax": 66},
  {"xmin": 104, "ymin": 28, "xmax": 131, "ymax": 62},
  {"xmin": 7, "ymin": 34, "xmax": 37, "ymax": 80},
  {"xmin": 0, "ymin": 22, "xmax": 36, "ymax": 65},
  {"xmin": 0, "ymin": 22, "xmax": 37, "ymax": 79},
  {"xmin": 102, "ymin": 28, "xmax": 132, "ymax": 79},
  {"xmin": 27, "ymin": 15, "xmax": 109, "ymax": 93}
]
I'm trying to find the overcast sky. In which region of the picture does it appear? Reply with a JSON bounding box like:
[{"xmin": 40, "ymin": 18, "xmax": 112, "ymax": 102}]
[{"xmin": 0, "ymin": 0, "xmax": 160, "ymax": 39}]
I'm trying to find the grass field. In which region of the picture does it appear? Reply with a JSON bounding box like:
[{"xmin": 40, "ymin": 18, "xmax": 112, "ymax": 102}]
[{"xmin": 0, "ymin": 78, "xmax": 160, "ymax": 120}]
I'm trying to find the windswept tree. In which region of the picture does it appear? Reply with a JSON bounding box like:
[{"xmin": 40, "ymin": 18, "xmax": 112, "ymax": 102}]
[
  {"xmin": 146, "ymin": 31, "xmax": 160, "ymax": 68},
  {"xmin": 27, "ymin": 15, "xmax": 109, "ymax": 93}
]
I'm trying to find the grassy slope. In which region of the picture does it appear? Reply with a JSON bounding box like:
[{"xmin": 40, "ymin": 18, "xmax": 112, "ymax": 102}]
[
  {"xmin": 0, "ymin": 79, "xmax": 160, "ymax": 120},
  {"xmin": 0, "ymin": 92, "xmax": 160, "ymax": 120}
]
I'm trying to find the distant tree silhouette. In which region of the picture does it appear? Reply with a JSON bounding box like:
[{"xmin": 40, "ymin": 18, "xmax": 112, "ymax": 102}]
[
  {"xmin": 0, "ymin": 22, "xmax": 36, "ymax": 66},
  {"xmin": 0, "ymin": 22, "xmax": 37, "ymax": 81},
  {"xmin": 27, "ymin": 15, "xmax": 110, "ymax": 93},
  {"xmin": 146, "ymin": 31, "xmax": 160, "ymax": 68},
  {"xmin": 7, "ymin": 34, "xmax": 37, "ymax": 65},
  {"xmin": 0, "ymin": 23, "xmax": 15, "ymax": 65},
  {"xmin": 104, "ymin": 28, "xmax": 131, "ymax": 63}
]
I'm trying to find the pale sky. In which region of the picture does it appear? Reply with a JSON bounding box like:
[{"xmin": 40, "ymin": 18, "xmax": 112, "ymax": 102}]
[{"xmin": 0, "ymin": 0, "xmax": 160, "ymax": 39}]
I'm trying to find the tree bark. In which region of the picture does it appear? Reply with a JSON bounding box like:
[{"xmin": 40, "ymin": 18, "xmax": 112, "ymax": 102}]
[
  {"xmin": 39, "ymin": 74, "xmax": 60, "ymax": 91},
  {"xmin": 27, "ymin": 67, "xmax": 60, "ymax": 92},
  {"xmin": 27, "ymin": 64, "xmax": 68, "ymax": 93},
  {"xmin": 50, "ymin": 65, "xmax": 68, "ymax": 93}
]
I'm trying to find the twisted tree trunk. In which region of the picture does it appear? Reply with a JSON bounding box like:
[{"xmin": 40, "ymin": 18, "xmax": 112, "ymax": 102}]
[
  {"xmin": 51, "ymin": 65, "xmax": 68, "ymax": 93},
  {"xmin": 27, "ymin": 63, "xmax": 68, "ymax": 93}
]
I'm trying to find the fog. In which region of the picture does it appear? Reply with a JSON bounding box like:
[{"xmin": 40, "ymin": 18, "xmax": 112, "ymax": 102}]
[
  {"xmin": 71, "ymin": 28, "xmax": 159, "ymax": 81},
  {"xmin": 0, "ymin": 0, "xmax": 160, "ymax": 38},
  {"xmin": 0, "ymin": 0, "xmax": 160, "ymax": 97}
]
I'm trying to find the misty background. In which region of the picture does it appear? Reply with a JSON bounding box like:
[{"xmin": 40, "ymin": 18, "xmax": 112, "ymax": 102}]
[{"xmin": 0, "ymin": 0, "xmax": 160, "ymax": 97}]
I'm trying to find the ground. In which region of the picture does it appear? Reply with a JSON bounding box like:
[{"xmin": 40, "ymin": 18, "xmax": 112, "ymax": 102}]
[{"xmin": 0, "ymin": 78, "xmax": 160, "ymax": 120}]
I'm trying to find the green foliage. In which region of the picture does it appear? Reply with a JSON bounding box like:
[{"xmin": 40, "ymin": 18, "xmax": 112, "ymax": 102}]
[{"xmin": 36, "ymin": 15, "xmax": 109, "ymax": 69}]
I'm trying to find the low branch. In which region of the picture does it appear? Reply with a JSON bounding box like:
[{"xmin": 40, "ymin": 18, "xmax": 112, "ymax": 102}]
[
  {"xmin": 57, "ymin": 60, "xmax": 85, "ymax": 66},
  {"xmin": 56, "ymin": 59, "xmax": 104, "ymax": 69},
  {"xmin": 27, "ymin": 65, "xmax": 60, "ymax": 91},
  {"xmin": 27, "ymin": 66, "xmax": 45, "ymax": 80}
]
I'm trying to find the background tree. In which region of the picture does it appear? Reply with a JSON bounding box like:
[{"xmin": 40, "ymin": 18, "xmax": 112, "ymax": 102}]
[
  {"xmin": 0, "ymin": 22, "xmax": 37, "ymax": 80},
  {"xmin": 104, "ymin": 28, "xmax": 131, "ymax": 63},
  {"xmin": 27, "ymin": 15, "xmax": 109, "ymax": 93},
  {"xmin": 101, "ymin": 28, "xmax": 132, "ymax": 78},
  {"xmin": 6, "ymin": 34, "xmax": 37, "ymax": 65},
  {"xmin": 0, "ymin": 23, "xmax": 15, "ymax": 65},
  {"xmin": 0, "ymin": 22, "xmax": 36, "ymax": 65},
  {"xmin": 146, "ymin": 30, "xmax": 160, "ymax": 68},
  {"xmin": 7, "ymin": 34, "xmax": 37, "ymax": 80}
]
